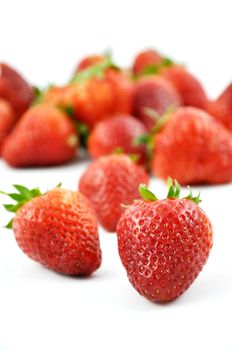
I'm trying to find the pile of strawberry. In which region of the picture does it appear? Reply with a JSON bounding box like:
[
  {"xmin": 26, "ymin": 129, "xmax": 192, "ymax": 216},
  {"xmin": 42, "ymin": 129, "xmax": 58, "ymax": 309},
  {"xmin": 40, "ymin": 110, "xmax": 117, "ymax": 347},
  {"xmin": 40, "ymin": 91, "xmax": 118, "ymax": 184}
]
[
  {"xmin": 1, "ymin": 47, "xmax": 230, "ymax": 303},
  {"xmin": 1, "ymin": 49, "xmax": 232, "ymax": 185}
]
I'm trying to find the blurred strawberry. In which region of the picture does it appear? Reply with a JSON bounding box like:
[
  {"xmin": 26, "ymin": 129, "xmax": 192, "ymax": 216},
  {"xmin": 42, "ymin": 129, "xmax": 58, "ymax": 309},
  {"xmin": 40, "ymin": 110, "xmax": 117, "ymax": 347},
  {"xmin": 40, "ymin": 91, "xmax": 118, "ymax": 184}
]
[
  {"xmin": 0, "ymin": 63, "xmax": 34, "ymax": 118},
  {"xmin": 88, "ymin": 114, "xmax": 147, "ymax": 165},
  {"xmin": 2, "ymin": 104, "xmax": 78, "ymax": 167},
  {"xmin": 76, "ymin": 54, "xmax": 105, "ymax": 72},
  {"xmin": 79, "ymin": 154, "xmax": 149, "ymax": 231},
  {"xmin": 0, "ymin": 98, "xmax": 15, "ymax": 153},
  {"xmin": 132, "ymin": 49, "xmax": 174, "ymax": 76},
  {"xmin": 207, "ymin": 83, "xmax": 232, "ymax": 131},
  {"xmin": 132, "ymin": 76, "xmax": 182, "ymax": 130},
  {"xmin": 160, "ymin": 65, "xmax": 208, "ymax": 109},
  {"xmin": 153, "ymin": 107, "xmax": 232, "ymax": 184}
]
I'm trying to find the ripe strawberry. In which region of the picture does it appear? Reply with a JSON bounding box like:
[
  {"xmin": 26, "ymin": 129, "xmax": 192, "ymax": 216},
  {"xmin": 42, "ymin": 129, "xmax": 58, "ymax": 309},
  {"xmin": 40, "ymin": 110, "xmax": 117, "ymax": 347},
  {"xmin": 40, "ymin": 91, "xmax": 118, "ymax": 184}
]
[
  {"xmin": 0, "ymin": 98, "xmax": 15, "ymax": 153},
  {"xmin": 76, "ymin": 54, "xmax": 105, "ymax": 72},
  {"xmin": 117, "ymin": 181, "xmax": 213, "ymax": 302},
  {"xmin": 153, "ymin": 107, "xmax": 232, "ymax": 184},
  {"xmin": 160, "ymin": 65, "xmax": 208, "ymax": 109},
  {"xmin": 0, "ymin": 63, "xmax": 34, "ymax": 118},
  {"xmin": 1, "ymin": 185, "xmax": 101, "ymax": 275},
  {"xmin": 132, "ymin": 49, "xmax": 163, "ymax": 75},
  {"xmin": 79, "ymin": 154, "xmax": 149, "ymax": 232},
  {"xmin": 132, "ymin": 76, "xmax": 182, "ymax": 130},
  {"xmin": 88, "ymin": 114, "xmax": 147, "ymax": 165},
  {"xmin": 69, "ymin": 56, "xmax": 133, "ymax": 128},
  {"xmin": 2, "ymin": 104, "xmax": 78, "ymax": 167},
  {"xmin": 207, "ymin": 83, "xmax": 232, "ymax": 131}
]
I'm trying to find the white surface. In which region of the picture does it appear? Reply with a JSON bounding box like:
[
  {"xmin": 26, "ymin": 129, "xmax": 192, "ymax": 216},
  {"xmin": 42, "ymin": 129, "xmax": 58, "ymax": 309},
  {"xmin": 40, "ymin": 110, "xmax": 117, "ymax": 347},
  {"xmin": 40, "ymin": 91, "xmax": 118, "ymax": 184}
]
[
  {"xmin": 0, "ymin": 1, "xmax": 232, "ymax": 349},
  {"xmin": 0, "ymin": 160, "xmax": 232, "ymax": 350}
]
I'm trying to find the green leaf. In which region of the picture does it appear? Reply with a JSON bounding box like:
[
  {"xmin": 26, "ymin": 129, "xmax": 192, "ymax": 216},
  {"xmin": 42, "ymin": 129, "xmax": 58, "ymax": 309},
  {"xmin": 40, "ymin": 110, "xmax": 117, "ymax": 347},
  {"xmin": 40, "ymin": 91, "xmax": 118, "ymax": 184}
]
[
  {"xmin": 70, "ymin": 53, "xmax": 119, "ymax": 85},
  {"xmin": 133, "ymin": 134, "xmax": 152, "ymax": 146},
  {"xmin": 13, "ymin": 185, "xmax": 33, "ymax": 199},
  {"xmin": 139, "ymin": 184, "xmax": 158, "ymax": 201},
  {"xmin": 141, "ymin": 56, "xmax": 174, "ymax": 76},
  {"xmin": 8, "ymin": 193, "xmax": 25, "ymax": 201},
  {"xmin": 5, "ymin": 219, "xmax": 13, "ymax": 229},
  {"xmin": 60, "ymin": 105, "xmax": 74, "ymax": 117},
  {"xmin": 167, "ymin": 178, "xmax": 181, "ymax": 199},
  {"xmin": 75, "ymin": 122, "xmax": 89, "ymax": 148},
  {"xmin": 1, "ymin": 184, "xmax": 44, "ymax": 229}
]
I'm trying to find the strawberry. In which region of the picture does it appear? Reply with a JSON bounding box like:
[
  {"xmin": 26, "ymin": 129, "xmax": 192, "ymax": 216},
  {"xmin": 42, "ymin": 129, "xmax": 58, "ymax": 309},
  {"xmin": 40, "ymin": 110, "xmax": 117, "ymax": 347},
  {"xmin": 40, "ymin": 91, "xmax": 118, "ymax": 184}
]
[
  {"xmin": 0, "ymin": 98, "xmax": 15, "ymax": 153},
  {"xmin": 160, "ymin": 65, "xmax": 208, "ymax": 109},
  {"xmin": 0, "ymin": 63, "xmax": 34, "ymax": 118},
  {"xmin": 76, "ymin": 55, "xmax": 105, "ymax": 72},
  {"xmin": 88, "ymin": 114, "xmax": 147, "ymax": 165},
  {"xmin": 132, "ymin": 76, "xmax": 182, "ymax": 130},
  {"xmin": 79, "ymin": 154, "xmax": 149, "ymax": 232},
  {"xmin": 117, "ymin": 180, "xmax": 213, "ymax": 302},
  {"xmin": 207, "ymin": 83, "xmax": 232, "ymax": 131},
  {"xmin": 152, "ymin": 107, "xmax": 232, "ymax": 184},
  {"xmin": 2, "ymin": 104, "xmax": 78, "ymax": 167},
  {"xmin": 1, "ymin": 185, "xmax": 101, "ymax": 275},
  {"xmin": 132, "ymin": 49, "xmax": 173, "ymax": 76},
  {"xmin": 69, "ymin": 56, "xmax": 133, "ymax": 128}
]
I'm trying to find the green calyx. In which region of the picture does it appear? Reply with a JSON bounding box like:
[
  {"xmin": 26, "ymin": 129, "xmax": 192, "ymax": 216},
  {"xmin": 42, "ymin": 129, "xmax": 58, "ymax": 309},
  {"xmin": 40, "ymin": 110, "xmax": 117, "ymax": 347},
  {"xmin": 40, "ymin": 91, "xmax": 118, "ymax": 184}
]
[
  {"xmin": 141, "ymin": 56, "xmax": 174, "ymax": 76},
  {"xmin": 133, "ymin": 107, "xmax": 174, "ymax": 160},
  {"xmin": 58, "ymin": 106, "xmax": 89, "ymax": 148},
  {"xmin": 113, "ymin": 147, "xmax": 139, "ymax": 163},
  {"xmin": 0, "ymin": 183, "xmax": 62, "ymax": 229},
  {"xmin": 70, "ymin": 52, "xmax": 120, "ymax": 84},
  {"xmin": 139, "ymin": 178, "xmax": 201, "ymax": 204},
  {"xmin": 0, "ymin": 185, "xmax": 42, "ymax": 229}
]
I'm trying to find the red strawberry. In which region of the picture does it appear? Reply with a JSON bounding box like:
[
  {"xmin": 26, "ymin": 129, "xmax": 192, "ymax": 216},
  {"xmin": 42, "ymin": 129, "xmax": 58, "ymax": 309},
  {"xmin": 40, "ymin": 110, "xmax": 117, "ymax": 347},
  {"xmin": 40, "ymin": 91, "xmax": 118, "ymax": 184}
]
[
  {"xmin": 1, "ymin": 185, "xmax": 101, "ymax": 275},
  {"xmin": 76, "ymin": 55, "xmax": 105, "ymax": 72},
  {"xmin": 132, "ymin": 76, "xmax": 182, "ymax": 130},
  {"xmin": 153, "ymin": 107, "xmax": 232, "ymax": 184},
  {"xmin": 117, "ymin": 181, "xmax": 213, "ymax": 302},
  {"xmin": 2, "ymin": 104, "xmax": 78, "ymax": 167},
  {"xmin": 79, "ymin": 154, "xmax": 149, "ymax": 232},
  {"xmin": 132, "ymin": 49, "xmax": 163, "ymax": 75},
  {"xmin": 160, "ymin": 65, "xmax": 208, "ymax": 109},
  {"xmin": 88, "ymin": 114, "xmax": 147, "ymax": 165},
  {"xmin": 0, "ymin": 63, "xmax": 34, "ymax": 118},
  {"xmin": 0, "ymin": 98, "xmax": 15, "ymax": 153},
  {"xmin": 207, "ymin": 83, "xmax": 232, "ymax": 131}
]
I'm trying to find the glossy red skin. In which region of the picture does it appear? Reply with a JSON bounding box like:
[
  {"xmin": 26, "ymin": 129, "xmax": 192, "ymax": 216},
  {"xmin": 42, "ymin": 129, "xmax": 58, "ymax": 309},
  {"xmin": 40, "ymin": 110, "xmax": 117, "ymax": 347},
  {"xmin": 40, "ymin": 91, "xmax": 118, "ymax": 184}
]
[
  {"xmin": 79, "ymin": 154, "xmax": 149, "ymax": 232},
  {"xmin": 207, "ymin": 83, "xmax": 232, "ymax": 131},
  {"xmin": 0, "ymin": 63, "xmax": 34, "ymax": 118},
  {"xmin": 2, "ymin": 104, "xmax": 78, "ymax": 167},
  {"xmin": 117, "ymin": 198, "xmax": 213, "ymax": 302},
  {"xmin": 132, "ymin": 76, "xmax": 182, "ymax": 130},
  {"xmin": 13, "ymin": 189, "xmax": 101, "ymax": 276},
  {"xmin": 161, "ymin": 65, "xmax": 208, "ymax": 109},
  {"xmin": 76, "ymin": 55, "xmax": 105, "ymax": 72},
  {"xmin": 132, "ymin": 49, "xmax": 163, "ymax": 75},
  {"xmin": 88, "ymin": 114, "xmax": 147, "ymax": 165},
  {"xmin": 153, "ymin": 107, "xmax": 232, "ymax": 184},
  {"xmin": 0, "ymin": 99, "xmax": 15, "ymax": 153}
]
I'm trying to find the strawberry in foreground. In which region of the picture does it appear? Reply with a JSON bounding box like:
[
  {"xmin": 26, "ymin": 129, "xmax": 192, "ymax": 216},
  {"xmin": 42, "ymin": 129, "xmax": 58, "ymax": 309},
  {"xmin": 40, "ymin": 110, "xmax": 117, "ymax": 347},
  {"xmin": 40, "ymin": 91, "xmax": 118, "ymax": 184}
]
[
  {"xmin": 88, "ymin": 114, "xmax": 148, "ymax": 165},
  {"xmin": 1, "ymin": 185, "xmax": 101, "ymax": 275},
  {"xmin": 0, "ymin": 98, "xmax": 15, "ymax": 154},
  {"xmin": 207, "ymin": 83, "xmax": 232, "ymax": 132},
  {"xmin": 132, "ymin": 76, "xmax": 182, "ymax": 130},
  {"xmin": 0, "ymin": 63, "xmax": 34, "ymax": 118},
  {"xmin": 79, "ymin": 154, "xmax": 149, "ymax": 232},
  {"xmin": 153, "ymin": 107, "xmax": 232, "ymax": 184},
  {"xmin": 2, "ymin": 104, "xmax": 78, "ymax": 167},
  {"xmin": 117, "ymin": 180, "xmax": 213, "ymax": 302}
]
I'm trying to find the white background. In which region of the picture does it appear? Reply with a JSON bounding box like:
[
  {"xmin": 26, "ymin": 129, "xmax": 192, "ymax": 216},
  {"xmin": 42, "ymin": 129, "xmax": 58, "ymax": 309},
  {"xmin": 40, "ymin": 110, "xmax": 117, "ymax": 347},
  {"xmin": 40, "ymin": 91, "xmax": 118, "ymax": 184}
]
[{"xmin": 0, "ymin": 1, "xmax": 232, "ymax": 349}]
